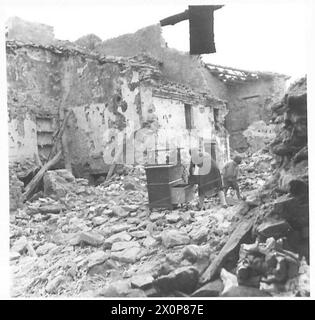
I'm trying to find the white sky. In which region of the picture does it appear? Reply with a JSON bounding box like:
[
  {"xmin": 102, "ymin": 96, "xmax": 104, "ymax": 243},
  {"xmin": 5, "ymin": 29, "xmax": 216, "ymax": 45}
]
[{"xmin": 1, "ymin": 0, "xmax": 312, "ymax": 80}]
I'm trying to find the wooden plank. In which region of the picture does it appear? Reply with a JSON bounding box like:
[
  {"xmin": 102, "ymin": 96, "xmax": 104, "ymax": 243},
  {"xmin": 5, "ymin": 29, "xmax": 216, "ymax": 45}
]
[
  {"xmin": 160, "ymin": 10, "xmax": 189, "ymax": 26},
  {"xmin": 23, "ymin": 150, "xmax": 62, "ymax": 201},
  {"xmin": 48, "ymin": 109, "xmax": 73, "ymax": 162},
  {"xmin": 199, "ymin": 218, "xmax": 254, "ymax": 284}
]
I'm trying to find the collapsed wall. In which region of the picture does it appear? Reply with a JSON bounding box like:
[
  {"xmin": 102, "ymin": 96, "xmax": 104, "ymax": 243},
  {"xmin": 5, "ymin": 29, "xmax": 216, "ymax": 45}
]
[
  {"xmin": 225, "ymin": 76, "xmax": 287, "ymax": 152},
  {"xmin": 7, "ymin": 41, "xmax": 229, "ymax": 170},
  {"xmin": 6, "ymin": 40, "xmax": 144, "ymax": 178},
  {"xmin": 93, "ymin": 24, "xmax": 228, "ymax": 100},
  {"xmin": 243, "ymin": 120, "xmax": 277, "ymax": 153},
  {"xmin": 6, "ymin": 18, "xmax": 289, "ymax": 164},
  {"xmin": 254, "ymin": 76, "xmax": 308, "ymax": 260},
  {"xmin": 270, "ymin": 76, "xmax": 308, "ymax": 194},
  {"xmin": 204, "ymin": 64, "xmax": 288, "ymax": 153},
  {"xmin": 6, "ymin": 18, "xmax": 230, "ymax": 209},
  {"xmin": 92, "ymin": 24, "xmax": 288, "ymax": 153},
  {"xmin": 197, "ymin": 77, "xmax": 309, "ymax": 296}
]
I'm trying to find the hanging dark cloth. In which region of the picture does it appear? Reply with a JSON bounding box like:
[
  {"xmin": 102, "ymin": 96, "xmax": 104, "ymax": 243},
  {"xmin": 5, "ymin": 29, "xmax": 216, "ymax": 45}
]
[
  {"xmin": 189, "ymin": 6, "xmax": 215, "ymax": 55},
  {"xmin": 160, "ymin": 5, "xmax": 223, "ymax": 55}
]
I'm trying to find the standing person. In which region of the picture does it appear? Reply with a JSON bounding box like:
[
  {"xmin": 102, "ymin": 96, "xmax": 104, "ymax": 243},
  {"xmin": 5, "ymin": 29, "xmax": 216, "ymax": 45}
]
[
  {"xmin": 189, "ymin": 149, "xmax": 227, "ymax": 210},
  {"xmin": 222, "ymin": 155, "xmax": 244, "ymax": 200}
]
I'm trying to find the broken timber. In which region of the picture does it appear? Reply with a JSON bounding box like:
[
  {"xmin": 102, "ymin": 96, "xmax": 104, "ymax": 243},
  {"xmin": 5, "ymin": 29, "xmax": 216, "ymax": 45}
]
[
  {"xmin": 23, "ymin": 110, "xmax": 74, "ymax": 201},
  {"xmin": 48, "ymin": 109, "xmax": 74, "ymax": 161},
  {"xmin": 205, "ymin": 63, "xmax": 290, "ymax": 84},
  {"xmin": 160, "ymin": 5, "xmax": 224, "ymax": 55},
  {"xmin": 22, "ymin": 150, "xmax": 62, "ymax": 201},
  {"xmin": 160, "ymin": 5, "xmax": 223, "ymax": 26},
  {"xmin": 199, "ymin": 218, "xmax": 255, "ymax": 284},
  {"xmin": 160, "ymin": 10, "xmax": 189, "ymax": 26}
]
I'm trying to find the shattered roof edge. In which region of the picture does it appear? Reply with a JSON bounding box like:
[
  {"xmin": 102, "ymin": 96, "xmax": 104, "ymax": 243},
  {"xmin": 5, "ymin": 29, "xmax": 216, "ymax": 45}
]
[
  {"xmin": 6, "ymin": 39, "xmax": 130, "ymax": 65},
  {"xmin": 149, "ymin": 78, "xmax": 227, "ymax": 106},
  {"xmin": 6, "ymin": 39, "xmax": 226, "ymax": 105},
  {"xmin": 204, "ymin": 63, "xmax": 291, "ymax": 80}
]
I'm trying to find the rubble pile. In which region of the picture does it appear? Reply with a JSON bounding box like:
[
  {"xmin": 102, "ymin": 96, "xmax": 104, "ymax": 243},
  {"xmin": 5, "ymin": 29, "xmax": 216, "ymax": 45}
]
[
  {"xmin": 10, "ymin": 167, "xmax": 240, "ymax": 297},
  {"xmin": 236, "ymin": 237, "xmax": 308, "ymax": 296},
  {"xmin": 193, "ymin": 78, "xmax": 309, "ymax": 297},
  {"xmin": 270, "ymin": 77, "xmax": 308, "ymax": 194},
  {"xmin": 235, "ymin": 76, "xmax": 309, "ymax": 296},
  {"xmin": 9, "ymin": 78, "xmax": 308, "ymax": 298},
  {"xmin": 256, "ymin": 77, "xmax": 309, "ymax": 257},
  {"xmin": 10, "ymin": 141, "xmax": 309, "ymax": 297},
  {"xmin": 6, "ymin": 15, "xmax": 308, "ymax": 298},
  {"xmin": 9, "ymin": 159, "xmax": 39, "ymax": 211},
  {"xmin": 238, "ymin": 149, "xmax": 274, "ymax": 192}
]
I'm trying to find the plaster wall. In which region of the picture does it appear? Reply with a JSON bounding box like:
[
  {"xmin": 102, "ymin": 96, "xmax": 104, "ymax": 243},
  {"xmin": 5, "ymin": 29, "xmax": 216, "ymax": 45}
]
[
  {"xmin": 225, "ymin": 76, "xmax": 287, "ymax": 152},
  {"xmin": 95, "ymin": 24, "xmax": 228, "ymax": 100},
  {"xmin": 7, "ymin": 42, "xmax": 229, "ymax": 177},
  {"xmin": 8, "ymin": 114, "xmax": 38, "ymax": 162}
]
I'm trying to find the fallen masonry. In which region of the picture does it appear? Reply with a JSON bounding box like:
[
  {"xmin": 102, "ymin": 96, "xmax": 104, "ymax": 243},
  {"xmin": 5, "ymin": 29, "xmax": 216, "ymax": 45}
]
[{"xmin": 9, "ymin": 139, "xmax": 309, "ymax": 297}]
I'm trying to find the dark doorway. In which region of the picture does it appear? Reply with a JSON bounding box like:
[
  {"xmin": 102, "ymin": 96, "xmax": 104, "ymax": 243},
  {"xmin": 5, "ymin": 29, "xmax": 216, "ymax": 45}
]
[{"xmin": 184, "ymin": 104, "xmax": 193, "ymax": 130}]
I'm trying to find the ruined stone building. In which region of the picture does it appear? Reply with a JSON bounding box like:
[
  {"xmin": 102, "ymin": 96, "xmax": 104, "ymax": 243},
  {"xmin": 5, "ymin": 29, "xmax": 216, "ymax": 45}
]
[
  {"xmin": 205, "ymin": 64, "xmax": 289, "ymax": 152},
  {"xmin": 7, "ymin": 18, "xmax": 288, "ymax": 208},
  {"xmin": 89, "ymin": 23, "xmax": 289, "ymax": 152},
  {"xmin": 6, "ymin": 18, "xmax": 230, "ymax": 205},
  {"xmin": 7, "ymin": 16, "xmax": 309, "ymax": 299}
]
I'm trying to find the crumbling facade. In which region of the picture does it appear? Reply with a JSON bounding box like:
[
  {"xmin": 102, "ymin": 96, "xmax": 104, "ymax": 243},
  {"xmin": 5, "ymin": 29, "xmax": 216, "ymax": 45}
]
[
  {"xmin": 6, "ymin": 38, "xmax": 229, "ymax": 188},
  {"xmin": 93, "ymin": 24, "xmax": 289, "ymax": 153},
  {"xmin": 7, "ymin": 17, "xmax": 309, "ymax": 299},
  {"xmin": 205, "ymin": 64, "xmax": 289, "ymax": 152}
]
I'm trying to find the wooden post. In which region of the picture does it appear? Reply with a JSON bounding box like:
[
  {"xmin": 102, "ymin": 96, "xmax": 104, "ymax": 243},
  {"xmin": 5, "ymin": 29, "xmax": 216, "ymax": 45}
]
[
  {"xmin": 48, "ymin": 110, "xmax": 73, "ymax": 161},
  {"xmin": 23, "ymin": 150, "xmax": 62, "ymax": 201},
  {"xmin": 61, "ymin": 121, "xmax": 72, "ymax": 173}
]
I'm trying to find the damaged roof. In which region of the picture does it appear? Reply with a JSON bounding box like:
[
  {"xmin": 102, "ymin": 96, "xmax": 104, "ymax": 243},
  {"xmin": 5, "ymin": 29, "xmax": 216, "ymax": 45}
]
[
  {"xmin": 7, "ymin": 40, "xmax": 132, "ymax": 65},
  {"xmin": 205, "ymin": 63, "xmax": 290, "ymax": 84},
  {"xmin": 152, "ymin": 79, "xmax": 227, "ymax": 106},
  {"xmin": 6, "ymin": 39, "xmax": 226, "ymax": 107}
]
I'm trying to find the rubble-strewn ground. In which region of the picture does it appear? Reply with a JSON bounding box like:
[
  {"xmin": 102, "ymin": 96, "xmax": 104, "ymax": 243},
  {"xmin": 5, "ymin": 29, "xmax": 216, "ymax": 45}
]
[
  {"xmin": 9, "ymin": 165, "xmax": 239, "ymax": 297},
  {"xmin": 10, "ymin": 147, "xmax": 309, "ymax": 298}
]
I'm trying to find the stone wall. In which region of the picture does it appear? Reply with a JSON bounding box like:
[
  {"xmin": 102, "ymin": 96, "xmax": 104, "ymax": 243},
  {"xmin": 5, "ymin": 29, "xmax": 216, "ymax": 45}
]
[
  {"xmin": 253, "ymin": 77, "xmax": 308, "ymax": 260},
  {"xmin": 94, "ymin": 24, "xmax": 228, "ymax": 100},
  {"xmin": 270, "ymin": 77, "xmax": 308, "ymax": 193},
  {"xmin": 6, "ymin": 18, "xmax": 288, "ymax": 163},
  {"xmin": 6, "ymin": 41, "xmax": 63, "ymax": 165},
  {"xmin": 93, "ymin": 24, "xmax": 287, "ymax": 153},
  {"xmin": 7, "ymin": 40, "xmax": 229, "ymax": 178},
  {"xmin": 243, "ymin": 120, "xmax": 277, "ymax": 153},
  {"xmin": 6, "ymin": 40, "xmax": 133, "ymax": 176},
  {"xmin": 137, "ymin": 85, "xmax": 229, "ymax": 169},
  {"xmin": 224, "ymin": 76, "xmax": 287, "ymax": 152}
]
